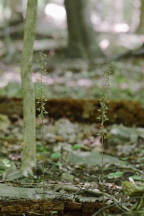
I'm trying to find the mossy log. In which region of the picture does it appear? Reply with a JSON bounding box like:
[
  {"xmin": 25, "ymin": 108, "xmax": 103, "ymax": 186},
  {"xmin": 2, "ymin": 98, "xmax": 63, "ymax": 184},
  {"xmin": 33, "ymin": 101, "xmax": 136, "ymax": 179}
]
[
  {"xmin": 0, "ymin": 96, "xmax": 144, "ymax": 126},
  {"xmin": 0, "ymin": 183, "xmax": 121, "ymax": 215}
]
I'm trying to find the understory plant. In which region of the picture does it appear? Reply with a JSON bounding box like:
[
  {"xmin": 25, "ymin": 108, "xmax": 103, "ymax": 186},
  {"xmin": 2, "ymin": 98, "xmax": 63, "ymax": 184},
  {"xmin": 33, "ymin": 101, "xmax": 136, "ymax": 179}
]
[{"xmin": 98, "ymin": 63, "xmax": 113, "ymax": 184}]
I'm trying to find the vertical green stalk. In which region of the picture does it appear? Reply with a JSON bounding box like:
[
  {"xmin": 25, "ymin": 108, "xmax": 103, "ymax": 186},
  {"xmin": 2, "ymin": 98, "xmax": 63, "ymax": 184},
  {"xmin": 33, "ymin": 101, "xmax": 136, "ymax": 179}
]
[
  {"xmin": 98, "ymin": 63, "xmax": 113, "ymax": 185},
  {"xmin": 38, "ymin": 53, "xmax": 48, "ymax": 216}
]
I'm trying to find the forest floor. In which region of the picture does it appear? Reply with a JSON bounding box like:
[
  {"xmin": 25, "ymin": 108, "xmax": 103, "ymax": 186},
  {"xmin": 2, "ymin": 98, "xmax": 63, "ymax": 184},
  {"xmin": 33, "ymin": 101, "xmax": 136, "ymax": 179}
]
[{"xmin": 1, "ymin": 16, "xmax": 144, "ymax": 216}]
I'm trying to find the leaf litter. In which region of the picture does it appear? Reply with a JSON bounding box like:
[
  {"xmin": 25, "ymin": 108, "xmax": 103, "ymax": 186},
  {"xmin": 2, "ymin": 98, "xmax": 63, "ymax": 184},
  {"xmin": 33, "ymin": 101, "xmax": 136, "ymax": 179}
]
[{"xmin": 0, "ymin": 113, "xmax": 144, "ymax": 214}]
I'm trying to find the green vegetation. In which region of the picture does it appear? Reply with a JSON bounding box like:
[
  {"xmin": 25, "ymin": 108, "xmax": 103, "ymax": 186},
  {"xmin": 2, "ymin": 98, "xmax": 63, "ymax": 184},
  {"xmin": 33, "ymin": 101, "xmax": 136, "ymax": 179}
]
[{"xmin": 1, "ymin": 0, "xmax": 144, "ymax": 215}]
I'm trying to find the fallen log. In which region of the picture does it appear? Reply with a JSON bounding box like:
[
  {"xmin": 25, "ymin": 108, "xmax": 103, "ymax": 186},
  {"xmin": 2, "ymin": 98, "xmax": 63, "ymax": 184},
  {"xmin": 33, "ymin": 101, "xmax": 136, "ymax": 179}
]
[
  {"xmin": 0, "ymin": 183, "xmax": 122, "ymax": 215},
  {"xmin": 0, "ymin": 96, "xmax": 144, "ymax": 126}
]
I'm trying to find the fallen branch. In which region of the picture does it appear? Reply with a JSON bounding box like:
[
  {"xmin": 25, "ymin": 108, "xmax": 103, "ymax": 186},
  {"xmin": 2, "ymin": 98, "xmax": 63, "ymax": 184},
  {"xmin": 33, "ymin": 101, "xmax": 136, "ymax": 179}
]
[{"xmin": 0, "ymin": 183, "xmax": 123, "ymax": 215}]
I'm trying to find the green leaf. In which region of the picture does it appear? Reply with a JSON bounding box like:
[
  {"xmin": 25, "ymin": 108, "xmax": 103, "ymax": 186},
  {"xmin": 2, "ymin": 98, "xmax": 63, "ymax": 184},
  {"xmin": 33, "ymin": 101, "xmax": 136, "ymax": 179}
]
[
  {"xmin": 108, "ymin": 171, "xmax": 123, "ymax": 179},
  {"xmin": 121, "ymin": 157, "xmax": 128, "ymax": 161},
  {"xmin": 2, "ymin": 159, "xmax": 11, "ymax": 168},
  {"xmin": 50, "ymin": 211, "xmax": 58, "ymax": 216},
  {"xmin": 51, "ymin": 152, "xmax": 61, "ymax": 161},
  {"xmin": 130, "ymin": 175, "xmax": 144, "ymax": 181},
  {"xmin": 37, "ymin": 145, "xmax": 48, "ymax": 153},
  {"xmin": 72, "ymin": 144, "xmax": 83, "ymax": 150},
  {"xmin": 119, "ymin": 77, "xmax": 126, "ymax": 83}
]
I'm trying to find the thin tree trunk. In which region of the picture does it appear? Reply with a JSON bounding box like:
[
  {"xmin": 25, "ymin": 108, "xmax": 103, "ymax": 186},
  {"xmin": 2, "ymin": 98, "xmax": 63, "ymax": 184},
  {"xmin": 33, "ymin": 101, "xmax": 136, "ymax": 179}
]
[{"xmin": 20, "ymin": 0, "xmax": 38, "ymax": 176}]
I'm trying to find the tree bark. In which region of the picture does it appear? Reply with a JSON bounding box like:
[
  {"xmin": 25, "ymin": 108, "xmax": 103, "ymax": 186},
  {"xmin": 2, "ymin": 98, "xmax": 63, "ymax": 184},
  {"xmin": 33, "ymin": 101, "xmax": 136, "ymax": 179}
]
[
  {"xmin": 136, "ymin": 0, "xmax": 144, "ymax": 33},
  {"xmin": 64, "ymin": 0, "xmax": 104, "ymax": 62},
  {"xmin": 20, "ymin": 0, "xmax": 38, "ymax": 176}
]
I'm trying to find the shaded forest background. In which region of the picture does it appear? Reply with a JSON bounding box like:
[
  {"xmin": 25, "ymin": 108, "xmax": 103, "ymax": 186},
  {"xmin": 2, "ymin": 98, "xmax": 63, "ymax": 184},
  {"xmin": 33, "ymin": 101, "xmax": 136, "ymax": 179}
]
[{"xmin": 1, "ymin": 0, "xmax": 144, "ymax": 216}]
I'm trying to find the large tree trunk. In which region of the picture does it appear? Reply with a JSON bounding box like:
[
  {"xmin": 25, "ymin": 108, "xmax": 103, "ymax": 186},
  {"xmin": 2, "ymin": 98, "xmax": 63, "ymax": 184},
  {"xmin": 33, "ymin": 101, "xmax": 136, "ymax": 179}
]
[
  {"xmin": 136, "ymin": 0, "xmax": 144, "ymax": 33},
  {"xmin": 20, "ymin": 0, "xmax": 38, "ymax": 176},
  {"xmin": 64, "ymin": 0, "xmax": 104, "ymax": 62}
]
